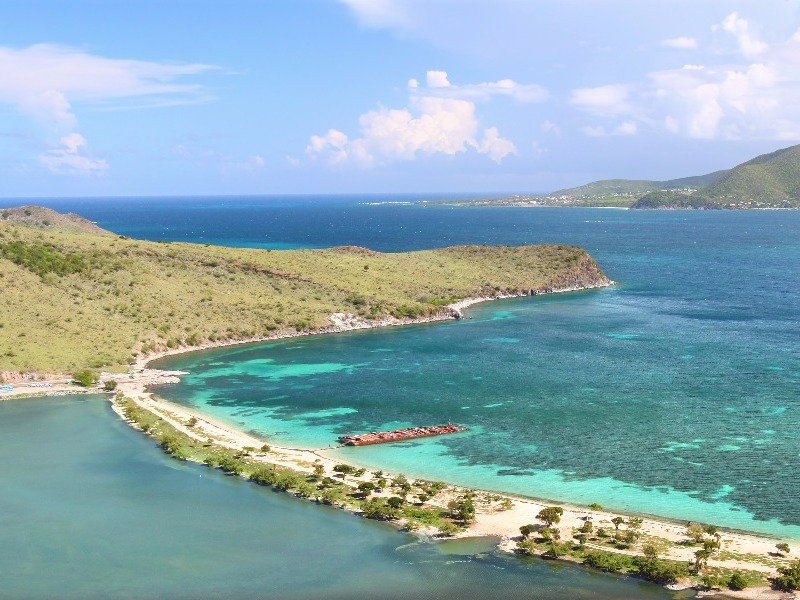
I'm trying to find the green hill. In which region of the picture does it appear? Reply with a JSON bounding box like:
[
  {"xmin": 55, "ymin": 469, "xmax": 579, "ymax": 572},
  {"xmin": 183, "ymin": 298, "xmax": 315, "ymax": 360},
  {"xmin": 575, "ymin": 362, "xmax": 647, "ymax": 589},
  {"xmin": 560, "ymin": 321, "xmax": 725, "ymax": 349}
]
[
  {"xmin": 0, "ymin": 208, "xmax": 612, "ymax": 375},
  {"xmin": 631, "ymin": 145, "xmax": 800, "ymax": 209},
  {"xmin": 1, "ymin": 205, "xmax": 112, "ymax": 235}
]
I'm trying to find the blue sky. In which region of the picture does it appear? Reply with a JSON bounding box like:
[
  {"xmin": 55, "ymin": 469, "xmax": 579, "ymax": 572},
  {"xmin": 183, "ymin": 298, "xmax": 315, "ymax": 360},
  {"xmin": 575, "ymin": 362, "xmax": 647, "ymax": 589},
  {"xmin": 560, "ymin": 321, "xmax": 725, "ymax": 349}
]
[{"xmin": 1, "ymin": 0, "xmax": 799, "ymax": 197}]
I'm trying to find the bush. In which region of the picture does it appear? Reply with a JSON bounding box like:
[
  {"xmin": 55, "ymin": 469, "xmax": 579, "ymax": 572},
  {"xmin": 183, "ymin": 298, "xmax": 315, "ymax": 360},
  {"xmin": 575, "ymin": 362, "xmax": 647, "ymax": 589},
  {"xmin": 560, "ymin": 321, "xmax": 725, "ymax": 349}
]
[
  {"xmin": 158, "ymin": 434, "xmax": 186, "ymax": 460},
  {"xmin": 361, "ymin": 497, "xmax": 400, "ymax": 521},
  {"xmin": 728, "ymin": 571, "xmax": 749, "ymax": 591},
  {"xmin": 583, "ymin": 551, "xmax": 634, "ymax": 573},
  {"xmin": 72, "ymin": 370, "xmax": 97, "ymax": 387},
  {"xmin": 216, "ymin": 455, "xmax": 244, "ymax": 475},
  {"xmin": 774, "ymin": 559, "xmax": 800, "ymax": 591}
]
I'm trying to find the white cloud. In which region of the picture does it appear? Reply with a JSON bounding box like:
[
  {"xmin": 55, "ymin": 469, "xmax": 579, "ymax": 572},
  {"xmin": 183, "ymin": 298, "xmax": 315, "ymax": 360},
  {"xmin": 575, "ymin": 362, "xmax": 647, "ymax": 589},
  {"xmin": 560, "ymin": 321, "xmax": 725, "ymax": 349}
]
[
  {"xmin": 661, "ymin": 37, "xmax": 698, "ymax": 50},
  {"xmin": 719, "ymin": 12, "xmax": 767, "ymax": 58},
  {"xmin": 570, "ymin": 84, "xmax": 634, "ymax": 118},
  {"xmin": 426, "ymin": 70, "xmax": 450, "ymax": 88},
  {"xmin": 0, "ymin": 43, "xmax": 217, "ymax": 174},
  {"xmin": 541, "ymin": 120, "xmax": 561, "ymax": 135},
  {"xmin": 475, "ymin": 127, "xmax": 517, "ymax": 163},
  {"xmin": 174, "ymin": 143, "xmax": 267, "ymax": 174},
  {"xmin": 308, "ymin": 72, "xmax": 520, "ymax": 167},
  {"xmin": 338, "ymin": 0, "xmax": 410, "ymax": 29},
  {"xmin": 39, "ymin": 133, "xmax": 108, "ymax": 175},
  {"xmin": 572, "ymin": 13, "xmax": 800, "ymax": 141},
  {"xmin": 415, "ymin": 70, "xmax": 548, "ymax": 103}
]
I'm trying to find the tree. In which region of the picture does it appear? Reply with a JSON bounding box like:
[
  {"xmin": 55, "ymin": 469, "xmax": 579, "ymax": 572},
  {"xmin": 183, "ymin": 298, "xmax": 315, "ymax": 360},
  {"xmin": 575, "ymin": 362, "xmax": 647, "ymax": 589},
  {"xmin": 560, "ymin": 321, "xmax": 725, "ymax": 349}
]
[
  {"xmin": 448, "ymin": 496, "xmax": 476, "ymax": 524},
  {"xmin": 685, "ymin": 522, "xmax": 706, "ymax": 544},
  {"xmin": 537, "ymin": 506, "xmax": 564, "ymax": 527},
  {"xmin": 728, "ymin": 571, "xmax": 749, "ymax": 591},
  {"xmin": 357, "ymin": 481, "xmax": 375, "ymax": 497},
  {"xmin": 627, "ymin": 517, "xmax": 643, "ymax": 531},
  {"xmin": 362, "ymin": 498, "xmax": 400, "ymax": 521},
  {"xmin": 777, "ymin": 543, "xmax": 791, "ymax": 556},
  {"xmin": 332, "ymin": 463, "xmax": 355, "ymax": 477},
  {"xmin": 72, "ymin": 370, "xmax": 97, "ymax": 387},
  {"xmin": 774, "ymin": 559, "xmax": 800, "ymax": 591},
  {"xmin": 519, "ymin": 524, "xmax": 536, "ymax": 539},
  {"xmin": 102, "ymin": 380, "xmax": 117, "ymax": 391},
  {"xmin": 642, "ymin": 543, "xmax": 660, "ymax": 561},
  {"xmin": 386, "ymin": 496, "xmax": 404, "ymax": 510},
  {"xmin": 312, "ymin": 462, "xmax": 325, "ymax": 480},
  {"xmin": 611, "ymin": 516, "xmax": 624, "ymax": 531}
]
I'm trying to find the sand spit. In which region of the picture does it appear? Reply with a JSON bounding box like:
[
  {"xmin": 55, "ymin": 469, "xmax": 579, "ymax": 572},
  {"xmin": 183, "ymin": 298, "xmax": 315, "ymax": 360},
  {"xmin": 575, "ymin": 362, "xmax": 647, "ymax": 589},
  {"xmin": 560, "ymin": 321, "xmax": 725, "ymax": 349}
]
[{"xmin": 5, "ymin": 286, "xmax": 797, "ymax": 598}]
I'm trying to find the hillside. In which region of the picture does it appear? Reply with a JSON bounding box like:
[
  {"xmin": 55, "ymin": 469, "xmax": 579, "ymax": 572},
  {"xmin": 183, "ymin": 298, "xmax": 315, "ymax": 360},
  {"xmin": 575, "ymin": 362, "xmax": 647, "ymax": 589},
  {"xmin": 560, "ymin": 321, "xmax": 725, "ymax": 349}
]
[
  {"xmin": 0, "ymin": 208, "xmax": 612, "ymax": 375},
  {"xmin": 428, "ymin": 143, "xmax": 800, "ymax": 209},
  {"xmin": 630, "ymin": 145, "xmax": 800, "ymax": 209},
  {"xmin": 1, "ymin": 205, "xmax": 112, "ymax": 235},
  {"xmin": 552, "ymin": 170, "xmax": 728, "ymax": 199}
]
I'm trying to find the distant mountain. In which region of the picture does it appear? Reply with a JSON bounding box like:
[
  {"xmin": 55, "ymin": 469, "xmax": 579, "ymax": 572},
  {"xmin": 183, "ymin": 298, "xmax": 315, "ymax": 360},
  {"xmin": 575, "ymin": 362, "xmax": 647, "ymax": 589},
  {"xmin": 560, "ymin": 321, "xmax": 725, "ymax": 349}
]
[
  {"xmin": 553, "ymin": 170, "xmax": 728, "ymax": 198},
  {"xmin": 632, "ymin": 145, "xmax": 800, "ymax": 209}
]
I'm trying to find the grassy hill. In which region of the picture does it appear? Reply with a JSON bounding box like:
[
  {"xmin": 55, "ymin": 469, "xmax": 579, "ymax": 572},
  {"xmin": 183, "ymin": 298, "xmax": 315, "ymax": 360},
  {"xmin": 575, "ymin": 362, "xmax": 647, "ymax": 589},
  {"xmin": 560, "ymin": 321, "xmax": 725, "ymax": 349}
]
[
  {"xmin": 0, "ymin": 208, "xmax": 612, "ymax": 375},
  {"xmin": 631, "ymin": 145, "xmax": 800, "ymax": 209}
]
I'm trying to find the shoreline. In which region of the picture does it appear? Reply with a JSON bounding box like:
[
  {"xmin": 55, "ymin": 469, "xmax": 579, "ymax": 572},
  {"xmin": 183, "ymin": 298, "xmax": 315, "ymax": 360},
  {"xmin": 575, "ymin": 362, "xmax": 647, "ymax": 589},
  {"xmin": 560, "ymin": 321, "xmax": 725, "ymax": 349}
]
[
  {"xmin": 108, "ymin": 386, "xmax": 794, "ymax": 600},
  {"xmin": 4, "ymin": 287, "xmax": 797, "ymax": 598}
]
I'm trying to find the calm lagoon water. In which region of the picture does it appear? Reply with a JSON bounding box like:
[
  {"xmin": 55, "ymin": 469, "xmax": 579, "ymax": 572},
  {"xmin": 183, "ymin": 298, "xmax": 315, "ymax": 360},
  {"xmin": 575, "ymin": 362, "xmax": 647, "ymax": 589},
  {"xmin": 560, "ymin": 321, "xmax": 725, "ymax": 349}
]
[{"xmin": 1, "ymin": 395, "xmax": 679, "ymax": 599}]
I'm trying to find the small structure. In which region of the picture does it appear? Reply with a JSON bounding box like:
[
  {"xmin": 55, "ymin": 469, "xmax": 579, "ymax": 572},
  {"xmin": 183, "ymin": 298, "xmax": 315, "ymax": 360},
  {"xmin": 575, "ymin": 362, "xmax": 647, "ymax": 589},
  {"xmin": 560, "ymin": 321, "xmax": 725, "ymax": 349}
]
[{"xmin": 338, "ymin": 423, "xmax": 467, "ymax": 446}]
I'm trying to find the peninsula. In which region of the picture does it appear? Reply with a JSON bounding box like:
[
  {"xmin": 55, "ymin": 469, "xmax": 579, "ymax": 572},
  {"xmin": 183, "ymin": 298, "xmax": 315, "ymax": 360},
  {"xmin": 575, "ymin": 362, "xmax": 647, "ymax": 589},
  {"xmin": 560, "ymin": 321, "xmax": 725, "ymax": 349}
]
[{"xmin": 0, "ymin": 205, "xmax": 612, "ymax": 377}]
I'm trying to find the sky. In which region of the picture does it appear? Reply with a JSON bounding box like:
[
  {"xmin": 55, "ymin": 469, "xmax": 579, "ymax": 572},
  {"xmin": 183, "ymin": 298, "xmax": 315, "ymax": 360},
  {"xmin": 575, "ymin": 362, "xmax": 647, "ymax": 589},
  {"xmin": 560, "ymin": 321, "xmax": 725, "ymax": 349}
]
[{"xmin": 1, "ymin": 0, "xmax": 800, "ymax": 197}]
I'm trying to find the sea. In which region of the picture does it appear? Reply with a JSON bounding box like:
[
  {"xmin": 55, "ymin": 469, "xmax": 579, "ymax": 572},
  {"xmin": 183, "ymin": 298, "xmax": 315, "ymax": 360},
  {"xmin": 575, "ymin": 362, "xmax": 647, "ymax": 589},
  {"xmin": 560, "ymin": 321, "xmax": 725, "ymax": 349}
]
[{"xmin": 4, "ymin": 194, "xmax": 799, "ymax": 598}]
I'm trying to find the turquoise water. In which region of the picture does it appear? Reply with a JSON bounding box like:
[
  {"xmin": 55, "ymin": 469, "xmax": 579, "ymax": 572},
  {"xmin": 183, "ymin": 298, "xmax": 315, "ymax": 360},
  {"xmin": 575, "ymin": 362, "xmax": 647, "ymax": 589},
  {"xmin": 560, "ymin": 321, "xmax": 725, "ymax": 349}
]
[
  {"xmin": 131, "ymin": 201, "xmax": 800, "ymax": 541},
  {"xmin": 1, "ymin": 395, "xmax": 679, "ymax": 599}
]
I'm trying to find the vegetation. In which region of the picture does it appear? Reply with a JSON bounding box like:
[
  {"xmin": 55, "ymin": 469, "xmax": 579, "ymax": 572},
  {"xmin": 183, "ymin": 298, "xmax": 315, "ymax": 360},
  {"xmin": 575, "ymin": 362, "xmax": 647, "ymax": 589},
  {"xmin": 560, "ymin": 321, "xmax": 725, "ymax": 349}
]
[
  {"xmin": 436, "ymin": 142, "xmax": 800, "ymax": 209},
  {"xmin": 774, "ymin": 559, "xmax": 800, "ymax": 591},
  {"xmin": 0, "ymin": 208, "xmax": 611, "ymax": 374}
]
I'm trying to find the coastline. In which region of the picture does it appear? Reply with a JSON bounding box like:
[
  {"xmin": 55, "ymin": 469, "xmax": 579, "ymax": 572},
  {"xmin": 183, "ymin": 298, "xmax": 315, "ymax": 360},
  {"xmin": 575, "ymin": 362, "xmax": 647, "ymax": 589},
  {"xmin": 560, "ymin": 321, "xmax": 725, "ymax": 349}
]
[
  {"xmin": 4, "ymin": 286, "xmax": 798, "ymax": 598},
  {"xmin": 108, "ymin": 382, "xmax": 794, "ymax": 600}
]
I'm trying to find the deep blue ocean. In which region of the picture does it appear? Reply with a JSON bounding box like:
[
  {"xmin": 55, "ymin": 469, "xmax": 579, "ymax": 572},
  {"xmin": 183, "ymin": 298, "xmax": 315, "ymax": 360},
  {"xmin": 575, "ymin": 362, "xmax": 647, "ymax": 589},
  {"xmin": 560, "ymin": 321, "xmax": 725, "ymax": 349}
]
[
  {"xmin": 0, "ymin": 195, "xmax": 800, "ymax": 598},
  {"xmin": 34, "ymin": 195, "xmax": 800, "ymax": 540}
]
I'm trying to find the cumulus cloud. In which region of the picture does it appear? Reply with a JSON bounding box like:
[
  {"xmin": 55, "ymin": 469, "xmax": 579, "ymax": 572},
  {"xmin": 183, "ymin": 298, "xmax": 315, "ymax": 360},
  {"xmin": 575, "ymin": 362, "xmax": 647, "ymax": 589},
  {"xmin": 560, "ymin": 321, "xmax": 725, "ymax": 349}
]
[
  {"xmin": 0, "ymin": 43, "xmax": 217, "ymax": 174},
  {"xmin": 718, "ymin": 12, "xmax": 767, "ymax": 58},
  {"xmin": 307, "ymin": 71, "xmax": 523, "ymax": 167},
  {"xmin": 39, "ymin": 133, "xmax": 109, "ymax": 175},
  {"xmin": 661, "ymin": 36, "xmax": 698, "ymax": 50},
  {"xmin": 572, "ymin": 13, "xmax": 800, "ymax": 141}
]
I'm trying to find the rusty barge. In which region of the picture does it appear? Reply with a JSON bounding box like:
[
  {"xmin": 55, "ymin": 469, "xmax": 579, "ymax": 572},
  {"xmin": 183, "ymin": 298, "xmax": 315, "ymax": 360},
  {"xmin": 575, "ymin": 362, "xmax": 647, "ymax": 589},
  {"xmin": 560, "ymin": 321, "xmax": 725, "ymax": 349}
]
[{"xmin": 338, "ymin": 423, "xmax": 467, "ymax": 446}]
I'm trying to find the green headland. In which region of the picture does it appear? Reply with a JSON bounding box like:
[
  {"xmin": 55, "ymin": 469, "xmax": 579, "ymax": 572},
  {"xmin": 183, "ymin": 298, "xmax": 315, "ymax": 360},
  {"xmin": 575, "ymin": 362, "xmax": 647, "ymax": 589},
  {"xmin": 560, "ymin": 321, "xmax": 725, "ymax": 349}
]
[{"xmin": 0, "ymin": 205, "xmax": 611, "ymax": 375}]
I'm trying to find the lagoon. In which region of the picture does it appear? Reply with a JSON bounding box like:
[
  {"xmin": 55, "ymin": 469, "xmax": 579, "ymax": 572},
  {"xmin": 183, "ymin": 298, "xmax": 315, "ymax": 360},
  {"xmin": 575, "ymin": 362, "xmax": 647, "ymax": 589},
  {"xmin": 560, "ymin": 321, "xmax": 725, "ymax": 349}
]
[{"xmin": 0, "ymin": 395, "xmax": 678, "ymax": 599}]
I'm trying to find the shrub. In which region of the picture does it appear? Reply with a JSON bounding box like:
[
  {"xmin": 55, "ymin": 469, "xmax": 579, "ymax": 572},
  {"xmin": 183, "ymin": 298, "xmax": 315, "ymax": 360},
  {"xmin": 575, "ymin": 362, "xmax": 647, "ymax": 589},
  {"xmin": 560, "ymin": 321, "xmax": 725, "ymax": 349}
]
[
  {"xmin": 72, "ymin": 370, "xmax": 97, "ymax": 387},
  {"xmin": 216, "ymin": 455, "xmax": 244, "ymax": 475},
  {"xmin": 728, "ymin": 571, "xmax": 749, "ymax": 591},
  {"xmin": 774, "ymin": 559, "xmax": 800, "ymax": 591}
]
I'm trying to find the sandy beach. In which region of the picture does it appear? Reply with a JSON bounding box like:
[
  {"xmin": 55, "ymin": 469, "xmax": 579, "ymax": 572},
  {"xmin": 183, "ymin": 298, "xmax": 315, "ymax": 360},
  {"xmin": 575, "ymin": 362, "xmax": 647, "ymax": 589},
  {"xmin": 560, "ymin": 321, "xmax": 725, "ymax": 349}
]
[{"xmin": 3, "ymin": 292, "xmax": 797, "ymax": 599}]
